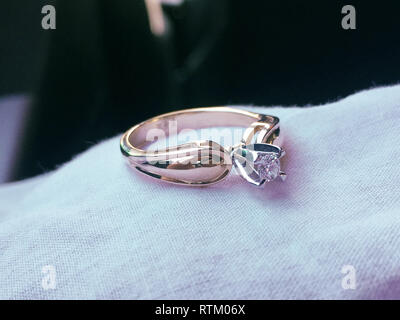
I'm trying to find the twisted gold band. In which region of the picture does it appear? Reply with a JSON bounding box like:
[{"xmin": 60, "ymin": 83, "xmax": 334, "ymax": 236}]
[{"xmin": 120, "ymin": 107, "xmax": 284, "ymax": 186}]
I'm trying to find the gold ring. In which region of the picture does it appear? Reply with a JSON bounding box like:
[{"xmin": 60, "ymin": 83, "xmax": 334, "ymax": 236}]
[{"xmin": 120, "ymin": 107, "xmax": 286, "ymax": 187}]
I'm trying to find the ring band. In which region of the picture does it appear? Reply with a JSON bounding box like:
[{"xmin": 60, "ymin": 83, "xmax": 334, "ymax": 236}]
[{"xmin": 120, "ymin": 107, "xmax": 286, "ymax": 187}]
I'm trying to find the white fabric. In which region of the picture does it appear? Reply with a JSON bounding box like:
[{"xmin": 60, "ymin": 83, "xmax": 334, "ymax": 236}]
[{"xmin": 1, "ymin": 85, "xmax": 400, "ymax": 299}]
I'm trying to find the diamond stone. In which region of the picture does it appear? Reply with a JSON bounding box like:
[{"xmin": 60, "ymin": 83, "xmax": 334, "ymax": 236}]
[
  {"xmin": 254, "ymin": 153, "xmax": 281, "ymax": 182},
  {"xmin": 232, "ymin": 143, "xmax": 285, "ymax": 186}
]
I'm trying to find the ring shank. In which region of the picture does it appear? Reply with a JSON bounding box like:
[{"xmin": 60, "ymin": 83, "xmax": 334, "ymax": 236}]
[
  {"xmin": 126, "ymin": 107, "xmax": 278, "ymax": 151},
  {"xmin": 120, "ymin": 106, "xmax": 281, "ymax": 186}
]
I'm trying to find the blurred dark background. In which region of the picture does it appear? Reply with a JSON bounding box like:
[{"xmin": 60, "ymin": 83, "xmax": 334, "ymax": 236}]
[{"xmin": 0, "ymin": 0, "xmax": 399, "ymax": 182}]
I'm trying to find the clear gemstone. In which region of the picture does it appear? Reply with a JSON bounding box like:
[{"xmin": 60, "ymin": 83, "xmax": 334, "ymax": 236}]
[{"xmin": 254, "ymin": 153, "xmax": 280, "ymax": 182}]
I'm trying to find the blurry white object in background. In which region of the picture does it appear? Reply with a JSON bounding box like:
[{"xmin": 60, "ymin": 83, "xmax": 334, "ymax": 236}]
[
  {"xmin": 160, "ymin": 0, "xmax": 184, "ymax": 5},
  {"xmin": 0, "ymin": 95, "xmax": 31, "ymax": 183},
  {"xmin": 145, "ymin": 0, "xmax": 166, "ymax": 36},
  {"xmin": 145, "ymin": 0, "xmax": 185, "ymax": 36}
]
